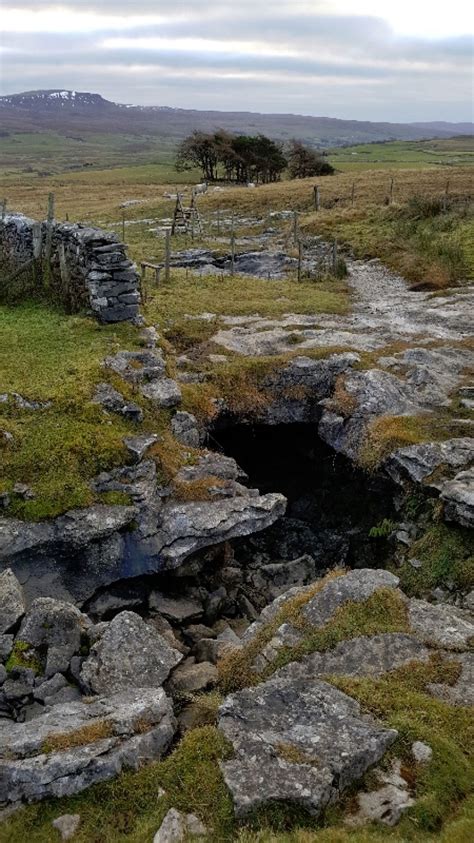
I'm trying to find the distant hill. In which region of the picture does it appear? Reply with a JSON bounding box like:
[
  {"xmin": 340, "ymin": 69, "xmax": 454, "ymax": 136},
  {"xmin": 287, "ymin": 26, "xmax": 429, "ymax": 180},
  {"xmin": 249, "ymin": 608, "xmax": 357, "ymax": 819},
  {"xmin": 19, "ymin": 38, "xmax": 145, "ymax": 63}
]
[{"xmin": 1, "ymin": 89, "xmax": 472, "ymax": 148}]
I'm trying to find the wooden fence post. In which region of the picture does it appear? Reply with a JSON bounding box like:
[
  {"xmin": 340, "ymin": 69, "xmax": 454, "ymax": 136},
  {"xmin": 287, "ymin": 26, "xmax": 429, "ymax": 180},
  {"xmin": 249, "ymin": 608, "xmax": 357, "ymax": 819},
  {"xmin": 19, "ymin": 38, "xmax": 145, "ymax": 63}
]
[
  {"xmin": 293, "ymin": 210, "xmax": 299, "ymax": 246},
  {"xmin": 298, "ymin": 240, "xmax": 303, "ymax": 283},
  {"xmin": 313, "ymin": 185, "xmax": 320, "ymax": 211},
  {"xmin": 389, "ymin": 178, "xmax": 394, "ymax": 205},
  {"xmin": 165, "ymin": 229, "xmax": 171, "ymax": 283},
  {"xmin": 44, "ymin": 192, "xmax": 55, "ymax": 287},
  {"xmin": 230, "ymin": 211, "xmax": 235, "ymax": 276},
  {"xmin": 332, "ymin": 240, "xmax": 338, "ymax": 274}
]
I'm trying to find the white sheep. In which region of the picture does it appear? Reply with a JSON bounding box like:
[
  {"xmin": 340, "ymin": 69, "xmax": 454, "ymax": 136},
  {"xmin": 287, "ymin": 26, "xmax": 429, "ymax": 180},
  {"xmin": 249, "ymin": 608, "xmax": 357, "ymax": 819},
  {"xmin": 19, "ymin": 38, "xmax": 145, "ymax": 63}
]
[
  {"xmin": 247, "ymin": 182, "xmax": 256, "ymax": 189},
  {"xmin": 193, "ymin": 182, "xmax": 208, "ymax": 196}
]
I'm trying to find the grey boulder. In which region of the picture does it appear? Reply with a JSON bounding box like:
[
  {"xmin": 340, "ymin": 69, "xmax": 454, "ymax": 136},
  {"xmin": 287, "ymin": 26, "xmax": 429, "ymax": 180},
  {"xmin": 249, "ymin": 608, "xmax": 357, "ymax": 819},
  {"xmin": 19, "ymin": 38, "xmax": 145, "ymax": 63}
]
[
  {"xmin": 0, "ymin": 568, "xmax": 25, "ymax": 633},
  {"xmin": 219, "ymin": 676, "xmax": 397, "ymax": 817},
  {"xmin": 19, "ymin": 598, "xmax": 90, "ymax": 677},
  {"xmin": 80, "ymin": 611, "xmax": 183, "ymax": 695}
]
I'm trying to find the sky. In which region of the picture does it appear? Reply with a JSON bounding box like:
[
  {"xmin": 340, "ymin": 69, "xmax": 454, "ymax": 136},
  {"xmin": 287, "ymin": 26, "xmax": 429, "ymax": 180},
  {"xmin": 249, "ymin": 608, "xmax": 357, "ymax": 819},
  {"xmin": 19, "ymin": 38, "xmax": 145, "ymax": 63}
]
[{"xmin": 1, "ymin": 1, "xmax": 473, "ymax": 122}]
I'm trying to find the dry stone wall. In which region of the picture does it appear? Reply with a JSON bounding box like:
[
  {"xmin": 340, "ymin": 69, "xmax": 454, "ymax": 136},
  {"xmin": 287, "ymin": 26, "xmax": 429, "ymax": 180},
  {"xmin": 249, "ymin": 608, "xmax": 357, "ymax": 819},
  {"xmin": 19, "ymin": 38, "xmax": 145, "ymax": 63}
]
[{"xmin": 0, "ymin": 212, "xmax": 141, "ymax": 323}]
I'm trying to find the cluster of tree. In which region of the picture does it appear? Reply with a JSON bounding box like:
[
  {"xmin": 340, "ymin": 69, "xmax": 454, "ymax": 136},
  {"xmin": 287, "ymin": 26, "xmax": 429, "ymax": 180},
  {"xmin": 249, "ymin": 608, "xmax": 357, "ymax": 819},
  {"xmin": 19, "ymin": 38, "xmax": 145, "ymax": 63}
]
[
  {"xmin": 175, "ymin": 131, "xmax": 334, "ymax": 183},
  {"xmin": 287, "ymin": 140, "xmax": 335, "ymax": 179}
]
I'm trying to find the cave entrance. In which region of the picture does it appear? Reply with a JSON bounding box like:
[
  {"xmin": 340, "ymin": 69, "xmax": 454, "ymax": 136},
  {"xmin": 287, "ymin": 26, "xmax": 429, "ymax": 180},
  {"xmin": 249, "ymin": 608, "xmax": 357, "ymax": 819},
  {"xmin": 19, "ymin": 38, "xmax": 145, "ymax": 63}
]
[{"xmin": 213, "ymin": 423, "xmax": 397, "ymax": 570}]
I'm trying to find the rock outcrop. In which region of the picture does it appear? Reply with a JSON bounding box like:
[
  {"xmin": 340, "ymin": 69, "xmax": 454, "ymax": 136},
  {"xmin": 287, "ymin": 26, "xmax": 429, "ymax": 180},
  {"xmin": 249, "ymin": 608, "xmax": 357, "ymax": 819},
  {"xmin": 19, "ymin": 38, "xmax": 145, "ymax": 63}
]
[
  {"xmin": 219, "ymin": 677, "xmax": 397, "ymax": 817},
  {"xmin": 0, "ymin": 688, "xmax": 175, "ymax": 805}
]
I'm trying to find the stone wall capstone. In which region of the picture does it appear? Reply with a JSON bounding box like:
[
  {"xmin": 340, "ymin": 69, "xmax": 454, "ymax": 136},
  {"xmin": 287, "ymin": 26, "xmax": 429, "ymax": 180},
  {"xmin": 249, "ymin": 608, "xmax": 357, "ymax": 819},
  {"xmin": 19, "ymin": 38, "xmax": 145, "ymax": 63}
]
[{"xmin": 0, "ymin": 213, "xmax": 141, "ymax": 323}]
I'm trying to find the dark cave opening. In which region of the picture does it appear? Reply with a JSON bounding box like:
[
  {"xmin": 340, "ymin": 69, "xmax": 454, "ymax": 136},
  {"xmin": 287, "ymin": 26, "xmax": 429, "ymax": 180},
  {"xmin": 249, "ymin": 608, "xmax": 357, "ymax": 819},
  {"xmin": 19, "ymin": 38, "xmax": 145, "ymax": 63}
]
[{"xmin": 212, "ymin": 422, "xmax": 398, "ymax": 570}]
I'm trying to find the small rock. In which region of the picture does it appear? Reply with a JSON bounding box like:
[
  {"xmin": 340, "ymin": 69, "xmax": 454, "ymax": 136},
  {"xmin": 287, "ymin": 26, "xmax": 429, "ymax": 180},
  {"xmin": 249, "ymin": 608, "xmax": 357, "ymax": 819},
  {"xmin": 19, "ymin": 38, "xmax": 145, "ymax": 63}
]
[
  {"xmin": 171, "ymin": 411, "xmax": 200, "ymax": 448},
  {"xmin": 183, "ymin": 624, "xmax": 216, "ymax": 646},
  {"xmin": 412, "ymin": 741, "xmax": 433, "ymax": 764},
  {"xmin": 349, "ymin": 784, "xmax": 414, "ymax": 827},
  {"xmin": 153, "ymin": 808, "xmax": 206, "ymax": 843},
  {"xmin": 12, "ymin": 483, "xmax": 35, "ymax": 500},
  {"xmin": 123, "ymin": 433, "xmax": 159, "ymax": 463},
  {"xmin": 168, "ymin": 659, "xmax": 218, "ymax": 694},
  {"xmin": 93, "ymin": 383, "xmax": 143, "ymax": 422},
  {"xmin": 0, "ymin": 569, "xmax": 26, "ymax": 633},
  {"xmin": 204, "ymin": 587, "xmax": 228, "ymax": 624},
  {"xmin": 140, "ymin": 378, "xmax": 182, "ymax": 408},
  {"xmin": 149, "ymin": 593, "xmax": 203, "ymax": 623},
  {"xmin": 52, "ymin": 813, "xmax": 81, "ymax": 840},
  {"xmin": 0, "ymin": 635, "xmax": 13, "ymax": 662}
]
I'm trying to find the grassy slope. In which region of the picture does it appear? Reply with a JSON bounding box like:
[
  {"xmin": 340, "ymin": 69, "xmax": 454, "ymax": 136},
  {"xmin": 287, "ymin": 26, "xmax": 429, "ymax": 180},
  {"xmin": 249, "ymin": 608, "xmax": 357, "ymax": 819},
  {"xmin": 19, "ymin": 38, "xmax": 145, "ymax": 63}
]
[
  {"xmin": 2, "ymin": 576, "xmax": 472, "ymax": 842},
  {"xmin": 0, "ymin": 302, "xmax": 160, "ymax": 519}
]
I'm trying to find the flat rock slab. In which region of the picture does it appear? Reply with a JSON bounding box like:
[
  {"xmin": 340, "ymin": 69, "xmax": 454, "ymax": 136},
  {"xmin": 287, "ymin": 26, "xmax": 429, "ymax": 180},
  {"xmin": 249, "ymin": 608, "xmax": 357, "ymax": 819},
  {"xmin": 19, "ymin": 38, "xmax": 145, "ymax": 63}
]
[
  {"xmin": 275, "ymin": 634, "xmax": 431, "ymax": 681},
  {"xmin": 219, "ymin": 676, "xmax": 397, "ymax": 817},
  {"xmin": 0, "ymin": 687, "xmax": 175, "ymax": 805},
  {"xmin": 408, "ymin": 599, "xmax": 474, "ymax": 651},
  {"xmin": 153, "ymin": 493, "xmax": 287, "ymax": 569}
]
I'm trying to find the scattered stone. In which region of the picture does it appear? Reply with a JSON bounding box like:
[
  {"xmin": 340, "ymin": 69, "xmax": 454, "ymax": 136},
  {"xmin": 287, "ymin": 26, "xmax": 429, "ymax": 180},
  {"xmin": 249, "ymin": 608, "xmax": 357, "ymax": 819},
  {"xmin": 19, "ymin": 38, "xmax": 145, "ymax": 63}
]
[
  {"xmin": 408, "ymin": 599, "xmax": 474, "ymax": 650},
  {"xmin": 0, "ymin": 635, "xmax": 13, "ymax": 662},
  {"xmin": 0, "ymin": 568, "xmax": 25, "ymax": 633},
  {"xmin": 52, "ymin": 813, "xmax": 81, "ymax": 840},
  {"xmin": 93, "ymin": 382, "xmax": 143, "ymax": 422},
  {"xmin": 104, "ymin": 350, "xmax": 166, "ymax": 383},
  {"xmin": 412, "ymin": 741, "xmax": 433, "ymax": 763},
  {"xmin": 153, "ymin": 808, "xmax": 207, "ymax": 843},
  {"xmin": 80, "ymin": 611, "xmax": 183, "ymax": 694},
  {"xmin": 441, "ymin": 468, "xmax": 474, "ymax": 528},
  {"xmin": 12, "ymin": 483, "xmax": 35, "ymax": 500}
]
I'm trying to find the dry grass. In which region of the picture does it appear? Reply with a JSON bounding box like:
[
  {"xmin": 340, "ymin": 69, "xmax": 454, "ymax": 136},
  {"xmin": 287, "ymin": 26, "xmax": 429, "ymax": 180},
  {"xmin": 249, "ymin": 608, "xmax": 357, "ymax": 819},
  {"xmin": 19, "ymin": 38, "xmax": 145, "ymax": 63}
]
[
  {"xmin": 172, "ymin": 475, "xmax": 229, "ymax": 502},
  {"xmin": 42, "ymin": 720, "xmax": 114, "ymax": 753},
  {"xmin": 359, "ymin": 414, "xmax": 468, "ymax": 471}
]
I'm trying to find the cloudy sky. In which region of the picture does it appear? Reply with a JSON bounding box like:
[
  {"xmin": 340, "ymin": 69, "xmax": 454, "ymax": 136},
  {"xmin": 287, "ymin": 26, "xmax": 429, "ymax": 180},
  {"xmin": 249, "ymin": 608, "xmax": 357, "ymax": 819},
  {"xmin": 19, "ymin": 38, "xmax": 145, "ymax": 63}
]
[{"xmin": 1, "ymin": 1, "xmax": 473, "ymax": 121}]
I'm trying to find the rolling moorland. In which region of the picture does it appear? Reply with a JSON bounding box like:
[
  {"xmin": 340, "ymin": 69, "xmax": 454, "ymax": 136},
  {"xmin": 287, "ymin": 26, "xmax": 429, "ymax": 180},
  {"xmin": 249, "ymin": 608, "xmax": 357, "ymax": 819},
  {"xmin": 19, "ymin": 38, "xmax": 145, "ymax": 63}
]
[
  {"xmin": 0, "ymin": 89, "xmax": 473, "ymax": 178},
  {"xmin": 0, "ymin": 98, "xmax": 473, "ymax": 843}
]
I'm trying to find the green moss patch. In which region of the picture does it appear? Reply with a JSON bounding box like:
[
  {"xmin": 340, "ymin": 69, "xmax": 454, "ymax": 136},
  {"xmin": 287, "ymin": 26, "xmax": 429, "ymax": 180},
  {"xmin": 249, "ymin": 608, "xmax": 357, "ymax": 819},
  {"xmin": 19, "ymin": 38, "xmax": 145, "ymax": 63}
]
[{"xmin": 398, "ymin": 523, "xmax": 474, "ymax": 596}]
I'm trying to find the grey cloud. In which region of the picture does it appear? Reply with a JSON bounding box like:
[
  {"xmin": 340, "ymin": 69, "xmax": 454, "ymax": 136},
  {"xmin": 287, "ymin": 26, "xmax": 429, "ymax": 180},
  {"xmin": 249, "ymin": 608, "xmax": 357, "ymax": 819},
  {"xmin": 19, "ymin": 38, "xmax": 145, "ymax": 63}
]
[{"xmin": 1, "ymin": 1, "xmax": 472, "ymax": 121}]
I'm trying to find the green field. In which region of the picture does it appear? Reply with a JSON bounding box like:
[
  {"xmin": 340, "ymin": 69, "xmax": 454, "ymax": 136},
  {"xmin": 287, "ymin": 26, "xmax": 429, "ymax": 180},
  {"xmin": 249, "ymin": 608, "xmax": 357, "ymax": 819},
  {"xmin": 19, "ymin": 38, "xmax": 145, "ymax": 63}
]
[
  {"xmin": 0, "ymin": 133, "xmax": 472, "ymax": 182},
  {"xmin": 330, "ymin": 137, "xmax": 474, "ymax": 171}
]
